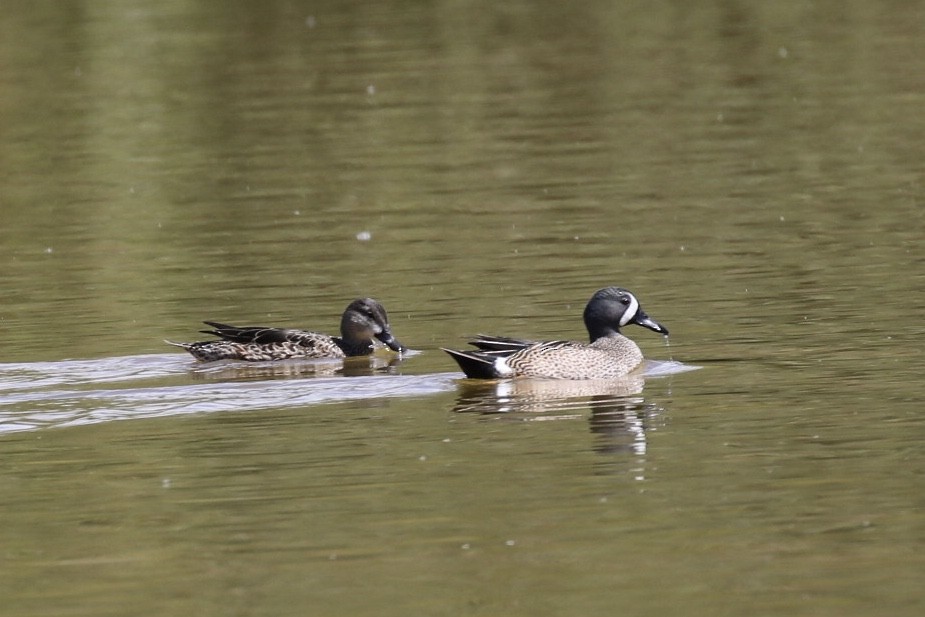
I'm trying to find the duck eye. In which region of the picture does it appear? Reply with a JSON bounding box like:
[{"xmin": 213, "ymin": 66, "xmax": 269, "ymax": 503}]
[{"xmin": 620, "ymin": 297, "xmax": 630, "ymax": 305}]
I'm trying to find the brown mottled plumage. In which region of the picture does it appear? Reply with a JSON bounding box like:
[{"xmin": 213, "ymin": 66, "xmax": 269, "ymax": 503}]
[
  {"xmin": 442, "ymin": 287, "xmax": 667, "ymax": 380},
  {"xmin": 168, "ymin": 298, "xmax": 405, "ymax": 362}
]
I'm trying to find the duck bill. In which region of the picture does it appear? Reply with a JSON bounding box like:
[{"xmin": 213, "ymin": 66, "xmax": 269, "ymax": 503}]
[
  {"xmin": 633, "ymin": 310, "xmax": 669, "ymax": 336},
  {"xmin": 376, "ymin": 330, "xmax": 406, "ymax": 352}
]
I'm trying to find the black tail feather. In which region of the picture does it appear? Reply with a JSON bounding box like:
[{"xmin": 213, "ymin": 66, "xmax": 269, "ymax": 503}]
[
  {"xmin": 202, "ymin": 320, "xmax": 233, "ymax": 330},
  {"xmin": 442, "ymin": 348, "xmax": 504, "ymax": 379},
  {"xmin": 467, "ymin": 334, "xmax": 532, "ymax": 352},
  {"xmin": 201, "ymin": 321, "xmax": 236, "ymax": 339},
  {"xmin": 199, "ymin": 321, "xmax": 290, "ymax": 344}
]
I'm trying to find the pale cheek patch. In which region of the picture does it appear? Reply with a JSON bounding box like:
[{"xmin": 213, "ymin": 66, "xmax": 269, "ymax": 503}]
[{"xmin": 619, "ymin": 294, "xmax": 639, "ymax": 326}]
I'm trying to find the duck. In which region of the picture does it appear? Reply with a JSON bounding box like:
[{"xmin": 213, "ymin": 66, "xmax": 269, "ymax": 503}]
[
  {"xmin": 168, "ymin": 297, "xmax": 405, "ymax": 362},
  {"xmin": 442, "ymin": 287, "xmax": 667, "ymax": 380}
]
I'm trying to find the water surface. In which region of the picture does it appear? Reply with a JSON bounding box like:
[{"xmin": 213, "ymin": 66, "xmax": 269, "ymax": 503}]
[{"xmin": 1, "ymin": 1, "xmax": 923, "ymax": 616}]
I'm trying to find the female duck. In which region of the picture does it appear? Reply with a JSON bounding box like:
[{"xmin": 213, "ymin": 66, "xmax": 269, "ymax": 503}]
[{"xmin": 169, "ymin": 297, "xmax": 405, "ymax": 362}]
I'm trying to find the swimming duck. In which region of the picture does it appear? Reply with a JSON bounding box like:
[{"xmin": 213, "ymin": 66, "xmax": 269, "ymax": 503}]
[
  {"xmin": 442, "ymin": 287, "xmax": 667, "ymax": 380},
  {"xmin": 168, "ymin": 297, "xmax": 405, "ymax": 362}
]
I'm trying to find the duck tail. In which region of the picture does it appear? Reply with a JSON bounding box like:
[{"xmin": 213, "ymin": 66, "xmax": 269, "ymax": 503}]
[{"xmin": 442, "ymin": 348, "xmax": 507, "ymax": 379}]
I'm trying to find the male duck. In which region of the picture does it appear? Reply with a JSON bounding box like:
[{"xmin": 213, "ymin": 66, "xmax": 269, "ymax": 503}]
[
  {"xmin": 442, "ymin": 287, "xmax": 667, "ymax": 380},
  {"xmin": 168, "ymin": 297, "xmax": 405, "ymax": 362}
]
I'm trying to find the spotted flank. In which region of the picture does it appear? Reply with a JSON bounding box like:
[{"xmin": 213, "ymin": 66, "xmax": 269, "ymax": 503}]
[
  {"xmin": 168, "ymin": 298, "xmax": 405, "ymax": 362},
  {"xmin": 442, "ymin": 287, "xmax": 667, "ymax": 380},
  {"xmin": 168, "ymin": 332, "xmax": 346, "ymax": 362}
]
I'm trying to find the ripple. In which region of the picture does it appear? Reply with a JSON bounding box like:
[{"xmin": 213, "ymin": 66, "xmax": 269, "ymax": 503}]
[
  {"xmin": 0, "ymin": 354, "xmax": 697, "ymax": 435},
  {"xmin": 0, "ymin": 354, "xmax": 455, "ymax": 434}
]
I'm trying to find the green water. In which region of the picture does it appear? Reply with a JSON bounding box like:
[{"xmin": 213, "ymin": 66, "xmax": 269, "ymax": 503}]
[{"xmin": 1, "ymin": 1, "xmax": 923, "ymax": 615}]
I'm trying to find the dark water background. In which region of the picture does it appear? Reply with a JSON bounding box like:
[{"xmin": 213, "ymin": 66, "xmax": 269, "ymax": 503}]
[{"xmin": 1, "ymin": 2, "xmax": 923, "ymax": 615}]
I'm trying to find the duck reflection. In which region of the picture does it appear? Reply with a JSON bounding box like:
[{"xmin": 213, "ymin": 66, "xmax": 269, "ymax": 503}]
[
  {"xmin": 185, "ymin": 354, "xmax": 406, "ymax": 381},
  {"xmin": 452, "ymin": 376, "xmax": 664, "ymax": 456}
]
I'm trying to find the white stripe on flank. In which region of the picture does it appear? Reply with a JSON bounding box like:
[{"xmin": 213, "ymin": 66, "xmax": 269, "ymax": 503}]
[
  {"xmin": 619, "ymin": 293, "xmax": 639, "ymax": 326},
  {"xmin": 493, "ymin": 357, "xmax": 514, "ymax": 377}
]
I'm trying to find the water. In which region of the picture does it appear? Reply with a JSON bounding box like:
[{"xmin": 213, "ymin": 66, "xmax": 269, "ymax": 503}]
[{"xmin": 1, "ymin": 1, "xmax": 924, "ymax": 615}]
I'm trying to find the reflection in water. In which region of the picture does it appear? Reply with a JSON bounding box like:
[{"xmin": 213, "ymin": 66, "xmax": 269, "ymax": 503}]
[
  {"xmin": 453, "ymin": 375, "xmax": 645, "ymax": 414},
  {"xmin": 452, "ymin": 376, "xmax": 665, "ymax": 459},
  {"xmin": 587, "ymin": 395, "xmax": 663, "ymax": 457},
  {"xmin": 184, "ymin": 353, "xmax": 408, "ymax": 381}
]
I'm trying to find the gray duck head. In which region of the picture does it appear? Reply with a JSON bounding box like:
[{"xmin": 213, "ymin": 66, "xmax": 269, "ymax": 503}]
[{"xmin": 582, "ymin": 287, "xmax": 668, "ymax": 342}]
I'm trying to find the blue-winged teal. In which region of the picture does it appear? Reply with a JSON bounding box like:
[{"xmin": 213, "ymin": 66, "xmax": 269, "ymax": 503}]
[
  {"xmin": 442, "ymin": 287, "xmax": 667, "ymax": 380},
  {"xmin": 168, "ymin": 298, "xmax": 405, "ymax": 362}
]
